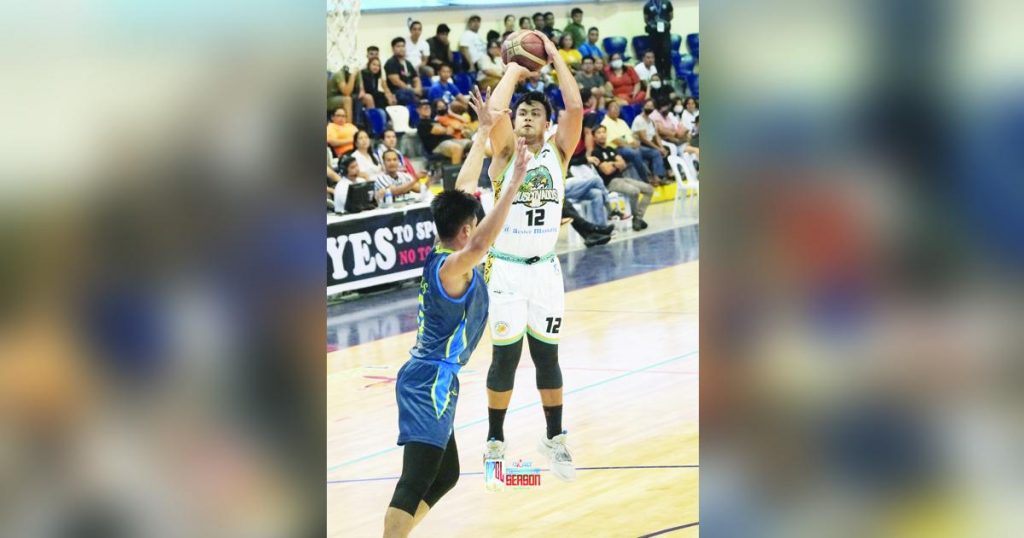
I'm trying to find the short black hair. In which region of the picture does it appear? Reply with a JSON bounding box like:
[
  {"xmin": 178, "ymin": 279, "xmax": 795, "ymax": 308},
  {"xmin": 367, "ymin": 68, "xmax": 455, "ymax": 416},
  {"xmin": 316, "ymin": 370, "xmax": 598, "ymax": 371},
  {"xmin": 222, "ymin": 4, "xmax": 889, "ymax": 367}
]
[
  {"xmin": 588, "ymin": 26, "xmax": 599, "ymax": 33},
  {"xmin": 339, "ymin": 155, "xmax": 357, "ymax": 175},
  {"xmin": 381, "ymin": 149, "xmax": 400, "ymax": 160},
  {"xmin": 468, "ymin": 15, "xmax": 481, "ymax": 24},
  {"xmin": 438, "ymin": 62, "xmax": 452, "ymax": 71},
  {"xmin": 367, "ymin": 46, "xmax": 379, "ymax": 52},
  {"xmin": 571, "ymin": 8, "xmax": 583, "ymax": 16},
  {"xmin": 593, "ymin": 124, "xmax": 607, "ymax": 134},
  {"xmin": 410, "ymin": 20, "xmax": 421, "ymax": 30},
  {"xmin": 437, "ymin": 23, "xmax": 450, "ymax": 34},
  {"xmin": 486, "ymin": 30, "xmax": 500, "ymax": 43},
  {"xmin": 432, "ymin": 190, "xmax": 482, "ymax": 241},
  {"xmin": 391, "ymin": 37, "xmax": 406, "ymax": 48},
  {"xmin": 532, "ymin": 12, "xmax": 543, "ymax": 19},
  {"xmin": 580, "ymin": 88, "xmax": 592, "ymax": 102},
  {"xmin": 383, "ymin": 128, "xmax": 397, "ymax": 136},
  {"xmin": 544, "ymin": 12, "xmax": 554, "ymax": 17},
  {"xmin": 582, "ymin": 55, "xmax": 594, "ymax": 62},
  {"xmin": 512, "ymin": 91, "xmax": 552, "ymax": 122}
]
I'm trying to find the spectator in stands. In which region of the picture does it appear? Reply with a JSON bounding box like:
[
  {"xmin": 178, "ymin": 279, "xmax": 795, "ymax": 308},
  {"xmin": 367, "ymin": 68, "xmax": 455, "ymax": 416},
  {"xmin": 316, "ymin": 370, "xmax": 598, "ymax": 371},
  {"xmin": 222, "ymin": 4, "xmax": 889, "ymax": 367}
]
[
  {"xmin": 433, "ymin": 98, "xmax": 473, "ymax": 140},
  {"xmin": 575, "ymin": 56, "xmax": 607, "ymax": 109},
  {"xmin": 631, "ymin": 98, "xmax": 670, "ymax": 185},
  {"xmin": 634, "ymin": 51, "xmax": 658, "ymax": 83},
  {"xmin": 605, "ymin": 52, "xmax": 644, "ymax": 105},
  {"xmin": 346, "ymin": 129, "xmax": 383, "ymax": 179},
  {"xmin": 333, "ymin": 155, "xmax": 365, "ymax": 212},
  {"xmin": 459, "ymin": 16, "xmax": 487, "ymax": 73},
  {"xmin": 327, "ymin": 67, "xmax": 359, "ymax": 119},
  {"xmin": 592, "ymin": 125, "xmax": 654, "ymax": 230},
  {"xmin": 522, "ymin": 71, "xmax": 547, "ymax": 94},
  {"xmin": 563, "ymin": 8, "xmax": 586, "ymax": 52},
  {"xmin": 557, "ymin": 34, "xmax": 582, "ymax": 73},
  {"xmin": 601, "ymin": 101, "xmax": 665, "ymax": 186},
  {"xmin": 360, "ymin": 57, "xmax": 394, "ymax": 109},
  {"xmin": 384, "ymin": 37, "xmax": 423, "ymax": 106},
  {"xmin": 416, "ymin": 100, "xmax": 470, "ymax": 164},
  {"xmin": 650, "ymin": 97, "xmax": 687, "ymax": 153},
  {"xmin": 327, "ymin": 147, "xmax": 343, "ymax": 209},
  {"xmin": 543, "ymin": 12, "xmax": 561, "ymax": 40},
  {"xmin": 427, "ymin": 24, "xmax": 454, "ymax": 76},
  {"xmin": 647, "ymin": 73, "xmax": 674, "ymax": 104},
  {"xmin": 477, "ymin": 41, "xmax": 505, "ymax": 92},
  {"xmin": 327, "ymin": 108, "xmax": 357, "ymax": 157},
  {"xmin": 578, "ymin": 27, "xmax": 604, "ymax": 60},
  {"xmin": 486, "ymin": 30, "xmax": 500, "ymax": 48},
  {"xmin": 532, "ymin": 13, "xmax": 546, "ymax": 36},
  {"xmin": 519, "ymin": 16, "xmax": 533, "ymax": 31},
  {"xmin": 407, "ymin": 21, "xmax": 433, "ymax": 78},
  {"xmin": 563, "ymin": 202, "xmax": 613, "ymax": 247},
  {"xmin": 373, "ymin": 149, "xmax": 428, "ymax": 202},
  {"xmin": 643, "ymin": 0, "xmax": 675, "ymax": 85},
  {"xmin": 427, "ymin": 63, "xmax": 468, "ymax": 106},
  {"xmin": 594, "ymin": 55, "xmax": 607, "ymax": 76},
  {"xmin": 679, "ymin": 96, "xmax": 699, "ymax": 137},
  {"xmin": 366, "ymin": 46, "xmax": 380, "ymax": 65},
  {"xmin": 502, "ymin": 15, "xmax": 516, "ymax": 37},
  {"xmin": 375, "ymin": 129, "xmax": 420, "ymax": 178}
]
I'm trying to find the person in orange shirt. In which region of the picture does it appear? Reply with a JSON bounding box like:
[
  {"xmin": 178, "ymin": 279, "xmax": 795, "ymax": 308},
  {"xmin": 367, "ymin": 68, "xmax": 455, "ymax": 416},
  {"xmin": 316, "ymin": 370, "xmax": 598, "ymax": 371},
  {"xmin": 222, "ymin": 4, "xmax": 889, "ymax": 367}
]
[
  {"xmin": 433, "ymin": 99, "xmax": 473, "ymax": 140},
  {"xmin": 327, "ymin": 108, "xmax": 357, "ymax": 157}
]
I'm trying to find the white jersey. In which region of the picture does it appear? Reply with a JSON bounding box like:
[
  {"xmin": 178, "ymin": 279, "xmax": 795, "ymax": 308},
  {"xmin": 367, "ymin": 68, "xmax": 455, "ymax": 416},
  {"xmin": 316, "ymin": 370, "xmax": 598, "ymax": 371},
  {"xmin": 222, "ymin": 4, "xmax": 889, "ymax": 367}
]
[{"xmin": 490, "ymin": 141, "xmax": 566, "ymax": 258}]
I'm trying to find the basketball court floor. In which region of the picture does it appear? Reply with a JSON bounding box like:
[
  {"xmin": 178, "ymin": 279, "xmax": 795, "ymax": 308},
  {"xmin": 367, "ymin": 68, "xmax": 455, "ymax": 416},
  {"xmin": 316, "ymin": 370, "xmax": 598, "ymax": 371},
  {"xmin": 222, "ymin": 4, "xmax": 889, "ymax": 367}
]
[{"xmin": 327, "ymin": 201, "xmax": 699, "ymax": 536}]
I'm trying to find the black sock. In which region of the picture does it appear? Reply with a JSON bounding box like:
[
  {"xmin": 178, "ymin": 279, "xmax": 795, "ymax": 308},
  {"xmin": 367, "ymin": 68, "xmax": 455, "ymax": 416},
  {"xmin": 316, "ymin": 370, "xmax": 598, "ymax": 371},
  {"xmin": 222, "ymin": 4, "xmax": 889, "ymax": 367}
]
[
  {"xmin": 543, "ymin": 405, "xmax": 563, "ymax": 439},
  {"xmin": 487, "ymin": 408, "xmax": 507, "ymax": 442}
]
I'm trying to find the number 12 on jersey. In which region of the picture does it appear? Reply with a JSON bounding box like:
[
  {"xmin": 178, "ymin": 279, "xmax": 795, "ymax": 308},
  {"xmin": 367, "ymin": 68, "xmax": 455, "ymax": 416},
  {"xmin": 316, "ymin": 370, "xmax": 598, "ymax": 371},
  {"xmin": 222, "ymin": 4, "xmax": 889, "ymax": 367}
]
[{"xmin": 526, "ymin": 208, "xmax": 546, "ymax": 226}]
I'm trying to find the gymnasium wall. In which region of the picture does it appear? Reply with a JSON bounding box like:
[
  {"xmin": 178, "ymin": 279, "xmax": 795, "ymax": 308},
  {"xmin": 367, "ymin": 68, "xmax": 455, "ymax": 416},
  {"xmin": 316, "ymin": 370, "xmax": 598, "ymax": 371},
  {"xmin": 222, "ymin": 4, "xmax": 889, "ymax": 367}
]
[{"xmin": 349, "ymin": 0, "xmax": 698, "ymax": 66}]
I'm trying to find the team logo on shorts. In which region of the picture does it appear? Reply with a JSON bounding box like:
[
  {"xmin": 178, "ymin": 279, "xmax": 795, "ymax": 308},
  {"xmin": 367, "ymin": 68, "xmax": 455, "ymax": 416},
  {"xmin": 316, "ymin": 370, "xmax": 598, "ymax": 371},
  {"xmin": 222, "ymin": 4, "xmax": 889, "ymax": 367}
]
[
  {"xmin": 494, "ymin": 321, "xmax": 510, "ymax": 336},
  {"xmin": 513, "ymin": 167, "xmax": 560, "ymax": 208}
]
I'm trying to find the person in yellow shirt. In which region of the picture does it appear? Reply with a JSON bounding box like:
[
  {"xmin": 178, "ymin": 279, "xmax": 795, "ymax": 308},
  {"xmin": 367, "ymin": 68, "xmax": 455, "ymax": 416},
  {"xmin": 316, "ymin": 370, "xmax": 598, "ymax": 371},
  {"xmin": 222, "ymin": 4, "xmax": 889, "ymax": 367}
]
[
  {"xmin": 327, "ymin": 108, "xmax": 357, "ymax": 157},
  {"xmin": 554, "ymin": 34, "xmax": 583, "ymax": 83},
  {"xmin": 599, "ymin": 101, "xmax": 664, "ymax": 185}
]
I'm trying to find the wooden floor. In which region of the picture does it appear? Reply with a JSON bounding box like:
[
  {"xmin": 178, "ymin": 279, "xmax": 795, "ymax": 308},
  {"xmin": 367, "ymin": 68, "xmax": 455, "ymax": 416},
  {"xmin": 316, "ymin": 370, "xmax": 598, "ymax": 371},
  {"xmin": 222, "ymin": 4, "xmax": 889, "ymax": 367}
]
[{"xmin": 327, "ymin": 261, "xmax": 699, "ymax": 537}]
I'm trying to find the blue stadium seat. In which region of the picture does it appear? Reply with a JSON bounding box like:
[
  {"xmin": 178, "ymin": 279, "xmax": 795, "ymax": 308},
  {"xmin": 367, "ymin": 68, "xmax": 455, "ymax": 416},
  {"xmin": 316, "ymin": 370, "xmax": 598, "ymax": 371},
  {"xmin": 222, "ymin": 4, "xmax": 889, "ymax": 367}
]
[
  {"xmin": 670, "ymin": 34, "xmax": 682, "ymax": 52},
  {"xmin": 420, "ymin": 75, "xmax": 432, "ymax": 90},
  {"xmin": 686, "ymin": 33, "xmax": 699, "ymax": 61},
  {"xmin": 591, "ymin": 109, "xmax": 607, "ymax": 127},
  {"xmin": 602, "ymin": 36, "xmax": 629, "ymax": 61},
  {"xmin": 451, "ymin": 51, "xmax": 465, "ymax": 70},
  {"xmin": 683, "ymin": 73, "xmax": 699, "ymax": 99},
  {"xmin": 453, "ymin": 72, "xmax": 475, "ymax": 95},
  {"xmin": 631, "ymin": 35, "xmax": 651, "ymax": 59},
  {"xmin": 364, "ymin": 108, "xmax": 388, "ymax": 138},
  {"xmin": 674, "ymin": 52, "xmax": 696, "ymax": 78},
  {"xmin": 407, "ymin": 103, "xmax": 420, "ymax": 127},
  {"xmin": 546, "ymin": 87, "xmax": 564, "ymax": 112},
  {"xmin": 620, "ymin": 103, "xmax": 639, "ymax": 126}
]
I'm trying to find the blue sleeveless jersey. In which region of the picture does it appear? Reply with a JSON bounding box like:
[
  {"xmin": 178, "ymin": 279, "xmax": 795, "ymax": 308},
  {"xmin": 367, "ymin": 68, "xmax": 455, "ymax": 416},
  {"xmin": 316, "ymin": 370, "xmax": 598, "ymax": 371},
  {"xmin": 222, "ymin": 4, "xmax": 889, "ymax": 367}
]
[{"xmin": 409, "ymin": 245, "xmax": 489, "ymax": 366}]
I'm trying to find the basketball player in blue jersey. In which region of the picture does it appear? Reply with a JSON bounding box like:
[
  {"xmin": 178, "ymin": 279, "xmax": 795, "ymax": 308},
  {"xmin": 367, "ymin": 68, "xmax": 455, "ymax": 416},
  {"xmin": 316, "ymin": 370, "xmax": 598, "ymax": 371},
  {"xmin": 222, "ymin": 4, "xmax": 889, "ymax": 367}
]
[
  {"xmin": 482, "ymin": 31, "xmax": 583, "ymax": 482},
  {"xmin": 383, "ymin": 88, "xmax": 530, "ymax": 537}
]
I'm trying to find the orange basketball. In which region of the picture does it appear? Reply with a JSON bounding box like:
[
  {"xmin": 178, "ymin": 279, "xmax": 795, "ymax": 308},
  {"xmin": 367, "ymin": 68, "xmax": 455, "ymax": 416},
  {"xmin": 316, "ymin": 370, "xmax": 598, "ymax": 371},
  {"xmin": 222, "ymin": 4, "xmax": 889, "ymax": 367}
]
[{"xmin": 501, "ymin": 31, "xmax": 549, "ymax": 72}]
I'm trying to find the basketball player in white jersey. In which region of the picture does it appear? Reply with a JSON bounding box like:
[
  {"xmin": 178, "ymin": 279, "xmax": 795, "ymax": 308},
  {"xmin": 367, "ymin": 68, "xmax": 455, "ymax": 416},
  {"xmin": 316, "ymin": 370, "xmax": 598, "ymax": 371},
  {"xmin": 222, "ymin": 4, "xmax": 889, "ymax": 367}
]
[{"xmin": 482, "ymin": 31, "xmax": 583, "ymax": 482}]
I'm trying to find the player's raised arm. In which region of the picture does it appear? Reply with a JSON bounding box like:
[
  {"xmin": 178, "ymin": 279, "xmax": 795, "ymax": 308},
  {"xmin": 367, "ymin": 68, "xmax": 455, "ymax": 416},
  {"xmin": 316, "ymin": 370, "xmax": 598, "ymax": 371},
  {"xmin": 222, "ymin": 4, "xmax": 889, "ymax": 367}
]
[
  {"xmin": 540, "ymin": 32, "xmax": 584, "ymax": 162},
  {"xmin": 439, "ymin": 138, "xmax": 529, "ymax": 286},
  {"xmin": 487, "ymin": 60, "xmax": 532, "ymax": 167},
  {"xmin": 453, "ymin": 87, "xmax": 493, "ymax": 193}
]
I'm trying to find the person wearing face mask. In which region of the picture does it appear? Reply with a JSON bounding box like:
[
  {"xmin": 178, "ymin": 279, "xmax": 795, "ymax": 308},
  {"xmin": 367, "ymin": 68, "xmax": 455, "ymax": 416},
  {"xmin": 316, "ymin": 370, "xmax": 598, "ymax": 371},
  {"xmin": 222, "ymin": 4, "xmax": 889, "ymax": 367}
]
[
  {"xmin": 679, "ymin": 96, "xmax": 699, "ymax": 137},
  {"xmin": 647, "ymin": 73, "xmax": 674, "ymax": 104},
  {"xmin": 629, "ymin": 98, "xmax": 671, "ymax": 185},
  {"xmin": 434, "ymin": 98, "xmax": 472, "ymax": 140},
  {"xmin": 604, "ymin": 52, "xmax": 644, "ymax": 105},
  {"xmin": 649, "ymin": 97, "xmax": 686, "ymax": 156}
]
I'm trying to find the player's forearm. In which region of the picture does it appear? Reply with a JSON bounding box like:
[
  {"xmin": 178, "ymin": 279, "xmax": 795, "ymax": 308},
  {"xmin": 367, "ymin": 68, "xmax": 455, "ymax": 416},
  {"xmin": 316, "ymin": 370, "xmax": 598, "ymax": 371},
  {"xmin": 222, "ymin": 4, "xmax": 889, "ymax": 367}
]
[
  {"xmin": 468, "ymin": 171, "xmax": 519, "ymax": 253},
  {"xmin": 454, "ymin": 130, "xmax": 490, "ymax": 193},
  {"xmin": 551, "ymin": 56, "xmax": 582, "ymax": 111}
]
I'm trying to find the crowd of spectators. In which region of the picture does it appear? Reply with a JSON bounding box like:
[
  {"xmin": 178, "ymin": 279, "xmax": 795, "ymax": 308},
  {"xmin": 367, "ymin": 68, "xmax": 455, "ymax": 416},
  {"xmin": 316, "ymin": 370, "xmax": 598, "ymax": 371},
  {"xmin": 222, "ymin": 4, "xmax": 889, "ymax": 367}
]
[{"xmin": 327, "ymin": 7, "xmax": 698, "ymax": 237}]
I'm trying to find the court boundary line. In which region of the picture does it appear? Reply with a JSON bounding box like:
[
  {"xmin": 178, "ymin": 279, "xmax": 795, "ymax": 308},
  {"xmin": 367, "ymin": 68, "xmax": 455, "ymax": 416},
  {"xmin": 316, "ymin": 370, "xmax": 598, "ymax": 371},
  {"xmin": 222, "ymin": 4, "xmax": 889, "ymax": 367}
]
[
  {"xmin": 327, "ymin": 464, "xmax": 699, "ymax": 485},
  {"xmin": 637, "ymin": 522, "xmax": 700, "ymax": 537},
  {"xmin": 327, "ymin": 349, "xmax": 698, "ymax": 474}
]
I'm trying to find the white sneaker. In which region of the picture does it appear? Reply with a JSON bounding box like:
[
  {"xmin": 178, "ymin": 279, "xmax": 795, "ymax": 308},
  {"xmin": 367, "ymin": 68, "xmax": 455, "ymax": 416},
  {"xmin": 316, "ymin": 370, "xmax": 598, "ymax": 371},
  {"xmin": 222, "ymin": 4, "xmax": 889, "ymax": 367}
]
[
  {"xmin": 538, "ymin": 431, "xmax": 576, "ymax": 482},
  {"xmin": 483, "ymin": 438, "xmax": 506, "ymax": 491}
]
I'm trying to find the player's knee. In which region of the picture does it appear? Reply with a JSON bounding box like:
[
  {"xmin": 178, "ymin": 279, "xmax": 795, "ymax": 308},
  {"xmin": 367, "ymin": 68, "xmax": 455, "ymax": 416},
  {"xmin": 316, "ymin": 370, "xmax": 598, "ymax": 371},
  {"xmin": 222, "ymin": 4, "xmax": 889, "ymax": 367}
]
[
  {"xmin": 528, "ymin": 336, "xmax": 563, "ymax": 389},
  {"xmin": 423, "ymin": 460, "xmax": 460, "ymax": 507},
  {"xmin": 487, "ymin": 341, "xmax": 523, "ymax": 391},
  {"xmin": 389, "ymin": 472, "xmax": 432, "ymax": 516}
]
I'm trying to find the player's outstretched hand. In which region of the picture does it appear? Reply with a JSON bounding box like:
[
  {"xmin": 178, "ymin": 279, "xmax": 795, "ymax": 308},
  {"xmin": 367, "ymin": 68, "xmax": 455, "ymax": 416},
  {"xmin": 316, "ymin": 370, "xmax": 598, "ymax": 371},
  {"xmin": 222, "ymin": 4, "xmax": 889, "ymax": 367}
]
[
  {"xmin": 469, "ymin": 87, "xmax": 500, "ymax": 131},
  {"xmin": 507, "ymin": 137, "xmax": 530, "ymax": 191}
]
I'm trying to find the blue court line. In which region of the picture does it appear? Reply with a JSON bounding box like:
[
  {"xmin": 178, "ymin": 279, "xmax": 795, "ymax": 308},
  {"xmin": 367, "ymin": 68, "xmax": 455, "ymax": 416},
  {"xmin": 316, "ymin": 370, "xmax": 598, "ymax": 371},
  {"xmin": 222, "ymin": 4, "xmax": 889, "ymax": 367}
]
[
  {"xmin": 637, "ymin": 522, "xmax": 699, "ymax": 537},
  {"xmin": 326, "ymin": 350, "xmax": 698, "ymax": 474},
  {"xmin": 327, "ymin": 464, "xmax": 699, "ymax": 485}
]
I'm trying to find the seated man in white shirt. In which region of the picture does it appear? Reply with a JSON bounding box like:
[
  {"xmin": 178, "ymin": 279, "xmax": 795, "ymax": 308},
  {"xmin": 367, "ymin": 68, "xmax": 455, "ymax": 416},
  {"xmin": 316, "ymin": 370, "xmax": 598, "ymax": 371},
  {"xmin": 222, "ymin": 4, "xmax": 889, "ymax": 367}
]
[
  {"xmin": 373, "ymin": 149, "xmax": 430, "ymax": 202},
  {"xmin": 633, "ymin": 51, "xmax": 658, "ymax": 83}
]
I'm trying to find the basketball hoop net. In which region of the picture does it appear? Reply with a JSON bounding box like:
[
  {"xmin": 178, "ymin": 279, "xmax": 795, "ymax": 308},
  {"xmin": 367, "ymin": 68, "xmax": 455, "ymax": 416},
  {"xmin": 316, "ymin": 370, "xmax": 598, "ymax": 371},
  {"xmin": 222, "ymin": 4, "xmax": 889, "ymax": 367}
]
[{"xmin": 327, "ymin": 0, "xmax": 361, "ymax": 73}]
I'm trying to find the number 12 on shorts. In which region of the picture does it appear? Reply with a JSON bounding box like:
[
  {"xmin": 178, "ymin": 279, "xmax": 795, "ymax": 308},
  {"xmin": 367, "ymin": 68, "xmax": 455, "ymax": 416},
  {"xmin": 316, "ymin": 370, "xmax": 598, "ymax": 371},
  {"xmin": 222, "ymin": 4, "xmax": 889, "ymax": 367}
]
[{"xmin": 545, "ymin": 317, "xmax": 562, "ymax": 334}]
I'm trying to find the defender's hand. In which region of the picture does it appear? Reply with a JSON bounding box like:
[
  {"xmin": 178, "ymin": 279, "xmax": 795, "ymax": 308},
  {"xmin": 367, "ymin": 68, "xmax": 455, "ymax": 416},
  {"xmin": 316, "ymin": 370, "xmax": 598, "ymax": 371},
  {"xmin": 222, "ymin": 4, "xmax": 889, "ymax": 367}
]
[{"xmin": 507, "ymin": 137, "xmax": 530, "ymax": 191}]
